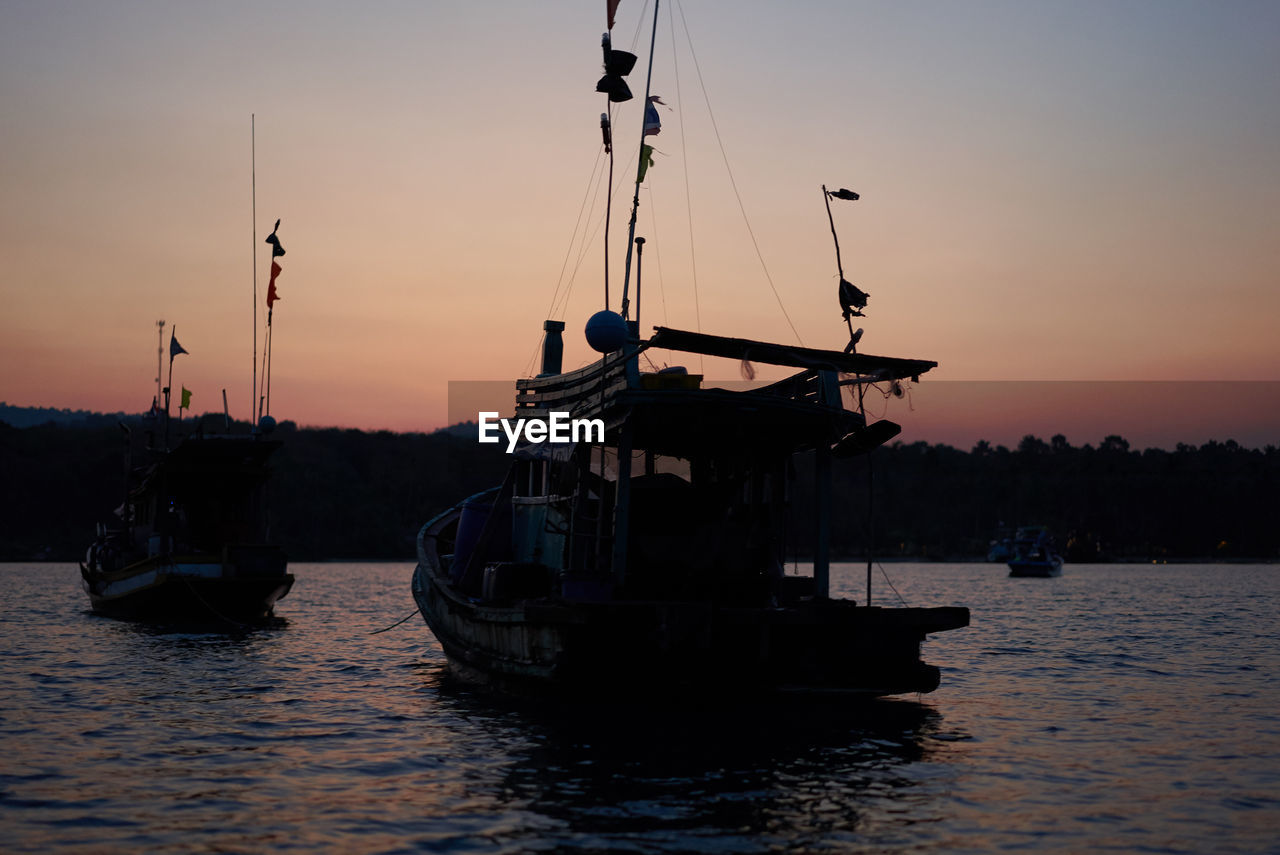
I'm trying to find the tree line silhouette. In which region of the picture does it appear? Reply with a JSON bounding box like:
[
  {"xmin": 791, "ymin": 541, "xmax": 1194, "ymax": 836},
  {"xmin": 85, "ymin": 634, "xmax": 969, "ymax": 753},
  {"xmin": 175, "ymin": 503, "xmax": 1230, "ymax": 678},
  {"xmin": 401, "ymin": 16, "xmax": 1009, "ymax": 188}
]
[
  {"xmin": 804, "ymin": 433, "xmax": 1278, "ymax": 561},
  {"xmin": 1, "ymin": 412, "xmax": 1275, "ymax": 562}
]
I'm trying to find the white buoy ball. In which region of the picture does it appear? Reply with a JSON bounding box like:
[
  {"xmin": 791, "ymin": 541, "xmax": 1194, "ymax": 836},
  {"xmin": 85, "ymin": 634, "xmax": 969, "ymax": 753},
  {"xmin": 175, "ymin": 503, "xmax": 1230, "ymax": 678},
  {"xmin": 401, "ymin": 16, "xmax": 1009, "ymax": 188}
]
[{"xmin": 585, "ymin": 310, "xmax": 628, "ymax": 353}]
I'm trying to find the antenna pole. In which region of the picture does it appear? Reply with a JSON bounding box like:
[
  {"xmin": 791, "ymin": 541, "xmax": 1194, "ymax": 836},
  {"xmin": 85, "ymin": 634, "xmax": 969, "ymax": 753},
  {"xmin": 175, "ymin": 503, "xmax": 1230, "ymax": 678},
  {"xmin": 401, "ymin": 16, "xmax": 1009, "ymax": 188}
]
[
  {"xmin": 265, "ymin": 311, "xmax": 274, "ymax": 417},
  {"xmin": 258, "ymin": 321, "xmax": 270, "ymax": 422},
  {"xmin": 824, "ymin": 185, "xmax": 860, "ymax": 344},
  {"xmin": 866, "ymin": 451, "xmax": 874, "ymax": 604},
  {"xmin": 634, "ymin": 237, "xmax": 645, "ymax": 328},
  {"xmin": 824, "ymin": 184, "xmax": 875, "ymax": 603},
  {"xmin": 603, "ymin": 111, "xmax": 613, "ymax": 310},
  {"xmin": 619, "ymin": 0, "xmax": 660, "ymax": 320},
  {"xmin": 822, "ymin": 185, "xmax": 845, "ymax": 281},
  {"xmin": 155, "ymin": 319, "xmax": 165, "ymax": 408},
  {"xmin": 251, "ymin": 114, "xmax": 258, "ymax": 427},
  {"xmin": 164, "ymin": 327, "xmax": 175, "ymax": 450}
]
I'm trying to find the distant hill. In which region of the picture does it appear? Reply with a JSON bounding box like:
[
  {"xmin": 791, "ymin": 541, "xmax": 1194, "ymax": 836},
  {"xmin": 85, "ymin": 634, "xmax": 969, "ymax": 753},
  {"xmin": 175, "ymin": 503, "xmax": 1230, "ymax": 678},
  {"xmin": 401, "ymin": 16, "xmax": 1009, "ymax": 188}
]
[{"xmin": 0, "ymin": 402, "xmax": 142, "ymax": 429}]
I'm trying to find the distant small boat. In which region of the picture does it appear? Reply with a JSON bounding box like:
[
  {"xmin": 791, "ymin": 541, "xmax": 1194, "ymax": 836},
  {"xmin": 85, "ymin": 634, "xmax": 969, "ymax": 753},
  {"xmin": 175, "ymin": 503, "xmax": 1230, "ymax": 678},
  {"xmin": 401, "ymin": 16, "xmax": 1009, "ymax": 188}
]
[
  {"xmin": 1007, "ymin": 525, "xmax": 1064, "ymax": 577},
  {"xmin": 81, "ymin": 431, "xmax": 293, "ymax": 622},
  {"xmin": 986, "ymin": 525, "xmax": 1014, "ymax": 562}
]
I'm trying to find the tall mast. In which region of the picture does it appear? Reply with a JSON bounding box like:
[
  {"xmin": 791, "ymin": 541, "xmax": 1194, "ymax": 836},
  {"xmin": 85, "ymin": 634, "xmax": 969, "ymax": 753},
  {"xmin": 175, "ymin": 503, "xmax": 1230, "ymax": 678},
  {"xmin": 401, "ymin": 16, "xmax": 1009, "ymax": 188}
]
[
  {"xmin": 603, "ymin": 110, "xmax": 614, "ymax": 310},
  {"xmin": 155, "ymin": 319, "xmax": 165, "ymax": 407},
  {"xmin": 251, "ymin": 114, "xmax": 258, "ymax": 427},
  {"xmin": 618, "ymin": 0, "xmax": 660, "ymax": 320}
]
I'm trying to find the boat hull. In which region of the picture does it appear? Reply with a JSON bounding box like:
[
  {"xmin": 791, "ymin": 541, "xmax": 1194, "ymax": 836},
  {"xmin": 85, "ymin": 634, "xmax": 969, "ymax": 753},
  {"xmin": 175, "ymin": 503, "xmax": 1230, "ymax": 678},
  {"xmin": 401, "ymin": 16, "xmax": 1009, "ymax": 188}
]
[
  {"xmin": 81, "ymin": 552, "xmax": 293, "ymax": 623},
  {"xmin": 1008, "ymin": 556, "xmax": 1064, "ymax": 578},
  {"xmin": 412, "ymin": 561, "xmax": 967, "ymax": 698}
]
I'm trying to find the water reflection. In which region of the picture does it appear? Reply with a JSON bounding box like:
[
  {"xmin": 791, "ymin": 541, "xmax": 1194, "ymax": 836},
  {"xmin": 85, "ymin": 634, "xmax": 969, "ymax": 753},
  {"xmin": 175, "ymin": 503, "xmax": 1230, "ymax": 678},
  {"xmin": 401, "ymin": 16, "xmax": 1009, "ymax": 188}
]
[
  {"xmin": 90, "ymin": 609, "xmax": 290, "ymax": 638},
  {"xmin": 418, "ymin": 667, "xmax": 965, "ymax": 852}
]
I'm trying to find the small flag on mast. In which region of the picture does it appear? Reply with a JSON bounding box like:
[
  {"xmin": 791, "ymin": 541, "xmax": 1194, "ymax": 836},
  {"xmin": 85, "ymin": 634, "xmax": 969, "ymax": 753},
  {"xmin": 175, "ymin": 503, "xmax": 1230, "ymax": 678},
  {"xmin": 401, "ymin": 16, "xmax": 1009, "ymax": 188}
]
[
  {"xmin": 607, "ymin": 0, "xmax": 621, "ymax": 30},
  {"xmin": 597, "ymin": 32, "xmax": 637, "ymax": 102},
  {"xmin": 169, "ymin": 331, "xmax": 188, "ymax": 360},
  {"xmin": 180, "ymin": 387, "xmax": 192, "ymax": 410},
  {"xmin": 267, "ymin": 261, "xmax": 282, "ymax": 309},
  {"xmin": 265, "ymin": 218, "xmax": 286, "ymax": 257},
  {"xmin": 637, "ymin": 143, "xmax": 655, "ymax": 182},
  {"xmin": 839, "ymin": 278, "xmax": 870, "ymax": 319},
  {"xmin": 643, "ymin": 95, "xmax": 666, "ymax": 136}
]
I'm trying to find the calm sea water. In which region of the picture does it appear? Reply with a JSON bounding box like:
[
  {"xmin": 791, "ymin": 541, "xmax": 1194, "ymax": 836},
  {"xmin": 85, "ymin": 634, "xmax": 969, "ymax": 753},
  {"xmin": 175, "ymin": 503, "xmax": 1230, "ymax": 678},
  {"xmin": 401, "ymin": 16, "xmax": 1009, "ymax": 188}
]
[{"xmin": 2, "ymin": 562, "xmax": 1277, "ymax": 853}]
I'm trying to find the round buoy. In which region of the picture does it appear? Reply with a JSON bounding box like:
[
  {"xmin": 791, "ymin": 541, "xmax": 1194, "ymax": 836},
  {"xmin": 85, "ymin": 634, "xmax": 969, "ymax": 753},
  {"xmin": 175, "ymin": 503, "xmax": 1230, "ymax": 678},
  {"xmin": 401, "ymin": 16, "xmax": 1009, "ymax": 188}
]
[
  {"xmin": 259, "ymin": 415, "xmax": 277, "ymax": 434},
  {"xmin": 585, "ymin": 310, "xmax": 628, "ymax": 353}
]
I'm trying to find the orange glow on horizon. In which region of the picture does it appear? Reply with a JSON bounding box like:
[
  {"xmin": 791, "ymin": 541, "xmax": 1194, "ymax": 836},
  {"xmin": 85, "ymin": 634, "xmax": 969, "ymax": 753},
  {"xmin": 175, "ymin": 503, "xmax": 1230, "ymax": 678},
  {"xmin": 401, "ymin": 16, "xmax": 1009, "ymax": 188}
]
[{"xmin": 2, "ymin": 3, "xmax": 1277, "ymax": 444}]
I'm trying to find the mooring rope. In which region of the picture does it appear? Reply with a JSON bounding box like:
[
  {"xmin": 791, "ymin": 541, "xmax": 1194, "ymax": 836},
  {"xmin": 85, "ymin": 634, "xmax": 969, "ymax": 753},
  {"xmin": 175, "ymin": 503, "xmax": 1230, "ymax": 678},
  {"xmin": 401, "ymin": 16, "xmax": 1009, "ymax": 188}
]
[
  {"xmin": 368, "ymin": 609, "xmax": 420, "ymax": 635},
  {"xmin": 877, "ymin": 562, "xmax": 909, "ymax": 607}
]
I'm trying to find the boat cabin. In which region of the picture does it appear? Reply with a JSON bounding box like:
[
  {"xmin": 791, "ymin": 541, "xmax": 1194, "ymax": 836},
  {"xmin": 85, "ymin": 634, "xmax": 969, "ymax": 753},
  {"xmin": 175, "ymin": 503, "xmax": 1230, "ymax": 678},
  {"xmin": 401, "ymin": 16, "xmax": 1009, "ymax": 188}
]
[{"xmin": 444, "ymin": 321, "xmax": 935, "ymax": 608}]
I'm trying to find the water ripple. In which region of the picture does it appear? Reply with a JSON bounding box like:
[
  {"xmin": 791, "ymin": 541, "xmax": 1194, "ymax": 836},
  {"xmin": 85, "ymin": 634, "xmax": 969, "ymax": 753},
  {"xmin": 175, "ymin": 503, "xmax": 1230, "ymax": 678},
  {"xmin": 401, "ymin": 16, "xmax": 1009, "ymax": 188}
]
[{"xmin": 2, "ymin": 562, "xmax": 1279, "ymax": 852}]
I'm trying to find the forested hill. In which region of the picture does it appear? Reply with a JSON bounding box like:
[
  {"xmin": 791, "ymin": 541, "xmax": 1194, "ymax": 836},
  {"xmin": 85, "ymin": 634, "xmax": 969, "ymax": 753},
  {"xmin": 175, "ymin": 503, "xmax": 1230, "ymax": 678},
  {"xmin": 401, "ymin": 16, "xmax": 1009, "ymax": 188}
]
[
  {"xmin": 801, "ymin": 435, "xmax": 1278, "ymax": 562},
  {"xmin": 1, "ymin": 415, "xmax": 1275, "ymax": 562},
  {"xmin": 0, "ymin": 402, "xmax": 139, "ymax": 429}
]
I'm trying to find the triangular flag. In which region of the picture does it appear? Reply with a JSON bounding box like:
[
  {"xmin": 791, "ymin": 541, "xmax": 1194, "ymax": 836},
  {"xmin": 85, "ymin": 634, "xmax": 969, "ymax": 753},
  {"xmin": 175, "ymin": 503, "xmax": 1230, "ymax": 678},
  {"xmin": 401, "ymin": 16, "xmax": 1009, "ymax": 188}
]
[
  {"xmin": 607, "ymin": 0, "xmax": 621, "ymax": 30},
  {"xmin": 169, "ymin": 331, "xmax": 188, "ymax": 359},
  {"xmin": 180, "ymin": 387, "xmax": 192, "ymax": 410}
]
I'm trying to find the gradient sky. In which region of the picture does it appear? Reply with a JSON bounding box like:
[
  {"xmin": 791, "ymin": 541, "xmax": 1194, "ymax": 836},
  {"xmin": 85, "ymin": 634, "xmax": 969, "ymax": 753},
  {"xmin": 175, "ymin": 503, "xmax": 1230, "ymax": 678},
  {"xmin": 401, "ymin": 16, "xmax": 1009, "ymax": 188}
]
[{"xmin": 2, "ymin": 1, "xmax": 1277, "ymax": 445}]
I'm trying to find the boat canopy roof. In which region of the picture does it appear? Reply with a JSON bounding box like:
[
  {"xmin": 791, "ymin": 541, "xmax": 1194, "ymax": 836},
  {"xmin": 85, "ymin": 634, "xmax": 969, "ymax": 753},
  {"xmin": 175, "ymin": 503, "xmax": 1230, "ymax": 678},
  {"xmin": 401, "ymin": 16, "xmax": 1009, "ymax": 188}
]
[
  {"xmin": 647, "ymin": 327, "xmax": 937, "ymax": 381},
  {"xmin": 515, "ymin": 327, "xmax": 934, "ymax": 447},
  {"xmin": 164, "ymin": 435, "xmax": 282, "ymax": 472},
  {"xmin": 616, "ymin": 387, "xmax": 857, "ymax": 457}
]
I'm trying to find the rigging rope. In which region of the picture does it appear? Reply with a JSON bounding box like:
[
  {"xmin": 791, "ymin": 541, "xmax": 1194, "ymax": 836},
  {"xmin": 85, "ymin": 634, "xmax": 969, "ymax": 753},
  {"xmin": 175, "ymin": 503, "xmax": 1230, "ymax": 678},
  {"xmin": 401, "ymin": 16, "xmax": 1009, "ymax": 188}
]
[
  {"xmin": 625, "ymin": 1, "xmax": 653, "ymax": 53},
  {"xmin": 673, "ymin": 0, "xmax": 804, "ymax": 347},
  {"xmin": 530, "ymin": 0, "xmax": 807, "ymax": 376},
  {"xmin": 553, "ymin": 139, "xmax": 643, "ymax": 320},
  {"xmin": 670, "ymin": 1, "xmax": 703, "ymax": 374},
  {"xmin": 643, "ymin": 183, "xmax": 670, "ymax": 327},
  {"xmin": 525, "ymin": 147, "xmax": 609, "ymax": 378},
  {"xmin": 544, "ymin": 148, "xmax": 608, "ymax": 323}
]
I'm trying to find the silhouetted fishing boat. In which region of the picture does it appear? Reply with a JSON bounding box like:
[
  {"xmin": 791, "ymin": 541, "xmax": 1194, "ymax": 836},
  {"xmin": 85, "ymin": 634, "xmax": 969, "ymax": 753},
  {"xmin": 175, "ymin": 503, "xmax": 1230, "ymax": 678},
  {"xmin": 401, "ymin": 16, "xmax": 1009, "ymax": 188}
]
[
  {"xmin": 81, "ymin": 429, "xmax": 293, "ymax": 622},
  {"xmin": 81, "ymin": 210, "xmax": 294, "ymax": 623},
  {"xmin": 412, "ymin": 1, "xmax": 967, "ymax": 696}
]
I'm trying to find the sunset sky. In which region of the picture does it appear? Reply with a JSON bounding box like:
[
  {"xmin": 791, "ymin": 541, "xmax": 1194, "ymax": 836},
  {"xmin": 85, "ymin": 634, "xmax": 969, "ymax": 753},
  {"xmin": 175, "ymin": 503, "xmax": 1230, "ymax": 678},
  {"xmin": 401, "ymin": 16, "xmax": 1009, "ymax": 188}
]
[{"xmin": 2, "ymin": 1, "xmax": 1277, "ymax": 448}]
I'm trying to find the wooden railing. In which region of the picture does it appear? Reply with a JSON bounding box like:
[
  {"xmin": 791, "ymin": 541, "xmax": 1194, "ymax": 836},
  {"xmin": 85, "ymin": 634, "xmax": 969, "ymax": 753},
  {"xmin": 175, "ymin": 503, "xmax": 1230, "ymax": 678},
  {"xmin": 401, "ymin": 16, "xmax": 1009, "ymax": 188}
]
[{"xmin": 516, "ymin": 351, "xmax": 635, "ymax": 418}]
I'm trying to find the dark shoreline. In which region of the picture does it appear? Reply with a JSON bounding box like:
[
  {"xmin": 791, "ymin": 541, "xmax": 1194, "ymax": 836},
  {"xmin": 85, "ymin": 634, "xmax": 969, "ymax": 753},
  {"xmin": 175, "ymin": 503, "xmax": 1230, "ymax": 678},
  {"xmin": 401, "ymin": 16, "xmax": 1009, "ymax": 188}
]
[{"xmin": 3, "ymin": 415, "xmax": 1277, "ymax": 564}]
